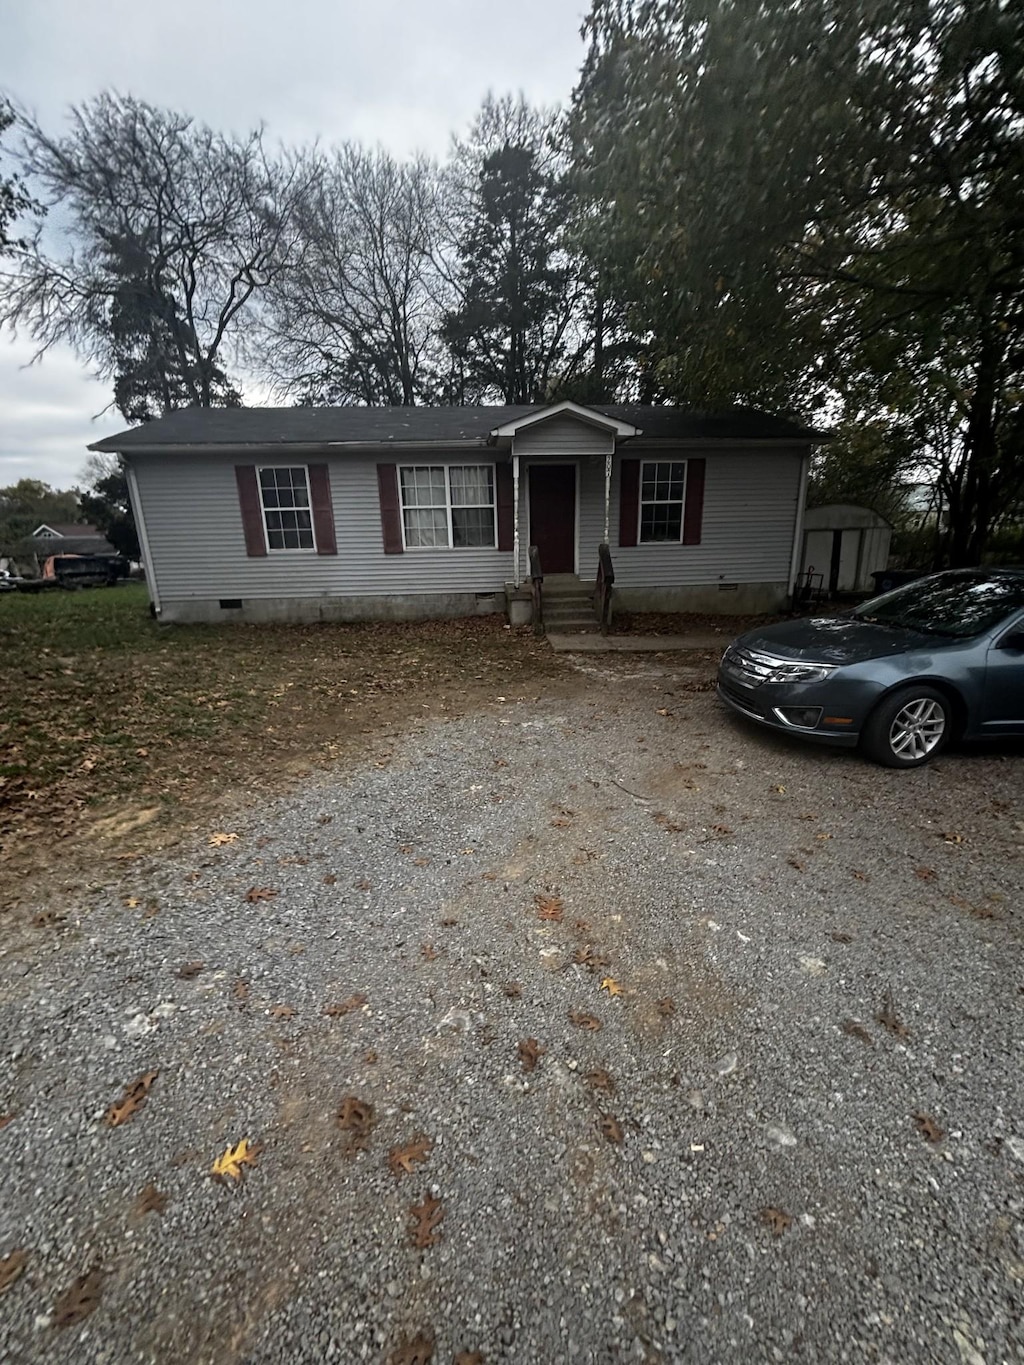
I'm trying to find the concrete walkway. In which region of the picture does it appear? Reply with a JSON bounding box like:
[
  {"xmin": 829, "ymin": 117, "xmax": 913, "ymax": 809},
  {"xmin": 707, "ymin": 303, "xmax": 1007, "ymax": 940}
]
[{"xmin": 546, "ymin": 631, "xmax": 729, "ymax": 652}]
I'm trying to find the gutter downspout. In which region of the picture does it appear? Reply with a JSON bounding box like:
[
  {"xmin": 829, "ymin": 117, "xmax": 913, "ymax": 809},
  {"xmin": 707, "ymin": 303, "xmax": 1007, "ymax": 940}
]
[
  {"xmin": 788, "ymin": 448, "xmax": 811, "ymax": 601},
  {"xmin": 512, "ymin": 446, "xmax": 521, "ymax": 589},
  {"xmin": 125, "ymin": 458, "xmax": 161, "ymax": 619}
]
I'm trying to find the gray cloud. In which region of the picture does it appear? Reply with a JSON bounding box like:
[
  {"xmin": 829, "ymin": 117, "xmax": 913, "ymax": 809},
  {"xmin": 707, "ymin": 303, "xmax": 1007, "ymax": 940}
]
[{"xmin": 2, "ymin": 0, "xmax": 589, "ymax": 489}]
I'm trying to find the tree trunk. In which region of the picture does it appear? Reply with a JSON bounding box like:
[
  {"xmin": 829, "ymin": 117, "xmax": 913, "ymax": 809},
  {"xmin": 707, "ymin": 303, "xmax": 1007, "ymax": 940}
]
[{"xmin": 947, "ymin": 328, "xmax": 1002, "ymax": 568}]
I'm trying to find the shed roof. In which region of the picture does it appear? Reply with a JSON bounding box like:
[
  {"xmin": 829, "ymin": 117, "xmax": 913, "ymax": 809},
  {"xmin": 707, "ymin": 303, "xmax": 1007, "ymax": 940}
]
[{"xmin": 89, "ymin": 403, "xmax": 829, "ymax": 453}]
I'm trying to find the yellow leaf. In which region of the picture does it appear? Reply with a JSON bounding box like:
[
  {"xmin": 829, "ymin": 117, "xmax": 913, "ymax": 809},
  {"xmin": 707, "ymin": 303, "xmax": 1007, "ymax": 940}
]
[
  {"xmin": 211, "ymin": 1137, "xmax": 260, "ymax": 1182},
  {"xmin": 209, "ymin": 832, "xmax": 239, "ymax": 847},
  {"xmin": 774, "ymin": 785, "xmax": 786, "ymax": 794},
  {"xmin": 600, "ymin": 977, "xmax": 623, "ymax": 997},
  {"xmin": 124, "ymin": 897, "xmax": 140, "ymax": 909}
]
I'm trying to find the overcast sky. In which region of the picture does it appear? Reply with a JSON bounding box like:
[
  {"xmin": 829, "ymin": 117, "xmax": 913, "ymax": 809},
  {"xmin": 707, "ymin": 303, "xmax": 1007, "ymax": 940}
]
[{"xmin": 1, "ymin": 0, "xmax": 590, "ymax": 490}]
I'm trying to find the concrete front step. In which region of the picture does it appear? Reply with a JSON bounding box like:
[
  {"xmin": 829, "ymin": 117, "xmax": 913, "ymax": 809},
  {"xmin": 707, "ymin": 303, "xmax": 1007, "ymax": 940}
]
[{"xmin": 544, "ymin": 609, "xmax": 598, "ymax": 627}]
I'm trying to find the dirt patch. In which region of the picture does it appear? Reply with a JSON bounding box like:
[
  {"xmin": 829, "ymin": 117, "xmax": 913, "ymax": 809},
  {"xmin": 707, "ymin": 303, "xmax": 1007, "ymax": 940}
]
[{"xmin": 0, "ymin": 585, "xmax": 579, "ymax": 909}]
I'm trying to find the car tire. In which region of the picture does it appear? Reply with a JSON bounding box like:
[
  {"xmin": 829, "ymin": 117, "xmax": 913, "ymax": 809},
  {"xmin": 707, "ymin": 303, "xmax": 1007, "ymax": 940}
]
[{"xmin": 861, "ymin": 685, "xmax": 951, "ymax": 768}]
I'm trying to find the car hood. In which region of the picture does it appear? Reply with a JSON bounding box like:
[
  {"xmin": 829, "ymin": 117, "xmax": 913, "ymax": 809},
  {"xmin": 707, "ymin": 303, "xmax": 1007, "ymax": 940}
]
[{"xmin": 732, "ymin": 615, "xmax": 937, "ymax": 666}]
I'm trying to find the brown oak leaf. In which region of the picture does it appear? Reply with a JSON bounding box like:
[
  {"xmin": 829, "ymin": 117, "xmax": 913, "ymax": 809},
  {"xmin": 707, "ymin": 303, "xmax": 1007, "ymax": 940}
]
[
  {"xmin": 104, "ymin": 1070, "xmax": 158, "ymax": 1128},
  {"xmin": 535, "ymin": 894, "xmax": 564, "ymax": 921},
  {"xmin": 656, "ymin": 997, "xmax": 676, "ymax": 1017},
  {"xmin": 0, "ymin": 1249, "xmax": 29, "ymax": 1295},
  {"xmin": 245, "ymin": 886, "xmax": 278, "ymax": 903},
  {"xmin": 761, "ymin": 1206, "xmax": 793, "ymax": 1236},
  {"xmin": 232, "ymin": 978, "xmax": 250, "ymax": 1003},
  {"xmin": 354, "ymin": 878, "xmax": 373, "ymax": 890},
  {"xmin": 503, "ymin": 982, "xmax": 522, "ymax": 999},
  {"xmin": 177, "ymin": 961, "xmax": 204, "ymax": 979},
  {"xmin": 134, "ymin": 1183, "xmax": 168, "ymax": 1216},
  {"xmin": 409, "ymin": 1192, "xmax": 444, "ymax": 1247},
  {"xmin": 876, "ymin": 988, "xmax": 910, "ymax": 1039},
  {"xmin": 841, "ymin": 1020, "xmax": 874, "ymax": 1046},
  {"xmin": 390, "ymin": 1331, "xmax": 434, "ymax": 1364},
  {"xmin": 913, "ymin": 1111, "xmax": 945, "ymax": 1144},
  {"xmin": 518, "ymin": 1038, "xmax": 545, "ymax": 1073},
  {"xmin": 53, "ymin": 1268, "xmax": 105, "ymax": 1327},
  {"xmin": 572, "ymin": 947, "xmax": 610, "ymax": 973},
  {"xmin": 599, "ymin": 1113, "xmax": 624, "ymax": 1144},
  {"xmin": 568, "ymin": 1009, "xmax": 602, "ymax": 1032},
  {"xmin": 388, "ymin": 1135, "xmax": 433, "ymax": 1178},
  {"xmin": 322, "ymin": 873, "xmax": 338, "ymax": 885},
  {"xmin": 269, "ymin": 1004, "xmax": 296, "ymax": 1019},
  {"xmin": 337, "ymin": 1095, "xmax": 375, "ymax": 1149},
  {"xmin": 421, "ymin": 942, "xmax": 439, "ymax": 961},
  {"xmin": 324, "ymin": 993, "xmax": 367, "ymax": 1017},
  {"xmin": 586, "ymin": 1069, "xmax": 615, "ymax": 1093}
]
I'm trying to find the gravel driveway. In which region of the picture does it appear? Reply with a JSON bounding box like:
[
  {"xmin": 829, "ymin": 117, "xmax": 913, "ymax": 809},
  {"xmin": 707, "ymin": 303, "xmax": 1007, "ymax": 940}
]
[{"xmin": 1, "ymin": 653, "xmax": 1022, "ymax": 1364}]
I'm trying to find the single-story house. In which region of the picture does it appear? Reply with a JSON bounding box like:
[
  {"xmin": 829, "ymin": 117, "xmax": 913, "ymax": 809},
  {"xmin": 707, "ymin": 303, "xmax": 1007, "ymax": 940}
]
[
  {"xmin": 800, "ymin": 503, "xmax": 893, "ymax": 596},
  {"xmin": 31, "ymin": 522, "xmax": 117, "ymax": 556},
  {"xmin": 88, "ymin": 401, "xmax": 827, "ymax": 626}
]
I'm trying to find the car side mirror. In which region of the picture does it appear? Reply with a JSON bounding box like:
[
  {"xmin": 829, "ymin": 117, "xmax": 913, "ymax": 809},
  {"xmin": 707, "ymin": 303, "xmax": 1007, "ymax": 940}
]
[{"xmin": 997, "ymin": 631, "xmax": 1024, "ymax": 651}]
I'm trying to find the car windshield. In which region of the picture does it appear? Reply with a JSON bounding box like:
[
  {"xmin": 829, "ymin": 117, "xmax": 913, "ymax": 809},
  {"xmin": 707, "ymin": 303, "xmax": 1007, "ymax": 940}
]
[{"xmin": 855, "ymin": 571, "xmax": 1024, "ymax": 638}]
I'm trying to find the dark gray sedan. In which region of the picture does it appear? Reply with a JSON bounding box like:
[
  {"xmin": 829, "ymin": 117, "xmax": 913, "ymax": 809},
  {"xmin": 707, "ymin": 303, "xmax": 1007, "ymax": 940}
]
[{"xmin": 717, "ymin": 568, "xmax": 1024, "ymax": 767}]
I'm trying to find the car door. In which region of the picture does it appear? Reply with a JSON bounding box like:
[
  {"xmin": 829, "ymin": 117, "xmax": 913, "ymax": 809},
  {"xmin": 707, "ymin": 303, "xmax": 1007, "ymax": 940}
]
[{"xmin": 981, "ymin": 611, "xmax": 1024, "ymax": 732}]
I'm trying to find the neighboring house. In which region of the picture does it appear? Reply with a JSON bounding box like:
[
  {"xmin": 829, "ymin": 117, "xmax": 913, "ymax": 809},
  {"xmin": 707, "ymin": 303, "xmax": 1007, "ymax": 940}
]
[
  {"xmin": 88, "ymin": 401, "xmax": 827, "ymax": 625},
  {"xmin": 800, "ymin": 504, "xmax": 893, "ymax": 596},
  {"xmin": 31, "ymin": 523, "xmax": 117, "ymax": 556}
]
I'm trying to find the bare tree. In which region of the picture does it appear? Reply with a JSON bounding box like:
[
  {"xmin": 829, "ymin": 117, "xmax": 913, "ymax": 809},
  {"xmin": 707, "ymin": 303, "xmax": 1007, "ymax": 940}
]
[
  {"xmin": 0, "ymin": 93, "xmax": 313, "ymax": 419},
  {"xmin": 256, "ymin": 145, "xmax": 453, "ymax": 406}
]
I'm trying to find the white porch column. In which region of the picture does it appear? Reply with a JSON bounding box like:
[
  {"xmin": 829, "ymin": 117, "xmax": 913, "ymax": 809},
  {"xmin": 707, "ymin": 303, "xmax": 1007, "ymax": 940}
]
[
  {"xmin": 603, "ymin": 450, "xmax": 613, "ymax": 544},
  {"xmin": 512, "ymin": 448, "xmax": 521, "ymax": 588}
]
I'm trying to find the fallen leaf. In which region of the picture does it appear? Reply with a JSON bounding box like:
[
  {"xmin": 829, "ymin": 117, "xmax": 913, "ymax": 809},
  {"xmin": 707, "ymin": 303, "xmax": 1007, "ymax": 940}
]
[
  {"xmin": 0, "ymin": 1114, "xmax": 17, "ymax": 1130},
  {"xmin": 390, "ymin": 1330, "xmax": 434, "ymax": 1364},
  {"xmin": 773, "ymin": 784, "xmax": 786, "ymax": 794},
  {"xmin": 815, "ymin": 832, "xmax": 833, "ymax": 841},
  {"xmin": 568, "ymin": 1009, "xmax": 602, "ymax": 1031},
  {"xmin": 586, "ymin": 1069, "xmax": 615, "ymax": 1093},
  {"xmin": 572, "ymin": 947, "xmax": 610, "ymax": 973},
  {"xmin": 599, "ymin": 1113, "xmax": 624, "ymax": 1144},
  {"xmin": 710, "ymin": 823, "xmax": 733, "ymax": 837},
  {"xmin": 244, "ymin": 886, "xmax": 278, "ymax": 903},
  {"xmin": 943, "ymin": 832, "xmax": 965, "ymax": 844},
  {"xmin": 535, "ymin": 894, "xmax": 564, "ymax": 922},
  {"xmin": 421, "ymin": 942, "xmax": 438, "ymax": 961},
  {"xmin": 388, "ymin": 1134, "xmax": 433, "ymax": 1178},
  {"xmin": 414, "ymin": 857, "xmax": 432, "ymax": 867},
  {"xmin": 176, "ymin": 961, "xmax": 204, "ymax": 979},
  {"xmin": 124, "ymin": 896, "xmax": 140, "ymax": 909},
  {"xmin": 354, "ymin": 878, "xmax": 372, "ymax": 890},
  {"xmin": 841, "ymin": 1020, "xmax": 874, "ymax": 1046},
  {"xmin": 600, "ymin": 977, "xmax": 623, "ymax": 997},
  {"xmin": 913, "ymin": 1111, "xmax": 945, "ymax": 1144},
  {"xmin": 760, "ymin": 1206, "xmax": 793, "ymax": 1236},
  {"xmin": 134, "ymin": 1183, "xmax": 168, "ymax": 1216},
  {"xmin": 211, "ymin": 1137, "xmax": 261, "ymax": 1182},
  {"xmin": 337, "ymin": 1095, "xmax": 375, "ymax": 1149},
  {"xmin": 232, "ymin": 979, "xmax": 250, "ymax": 1003},
  {"xmin": 518, "ymin": 1038, "xmax": 545, "ymax": 1073},
  {"xmin": 914, "ymin": 866, "xmax": 937, "ymax": 881},
  {"xmin": 788, "ymin": 857, "xmax": 805, "ymax": 871},
  {"xmin": 439, "ymin": 916, "xmax": 458, "ymax": 927},
  {"xmin": 0, "ymin": 1249, "xmax": 29, "ymax": 1295},
  {"xmin": 104, "ymin": 1070, "xmax": 159, "ymax": 1128},
  {"xmin": 409, "ymin": 1192, "xmax": 445, "ymax": 1247},
  {"xmin": 364, "ymin": 1049, "xmax": 379, "ymax": 1064},
  {"xmin": 830, "ymin": 931, "xmax": 853, "ymax": 944},
  {"xmin": 550, "ymin": 817, "xmax": 572, "ymax": 828},
  {"xmin": 503, "ymin": 982, "xmax": 522, "ymax": 999},
  {"xmin": 454, "ymin": 1353, "xmax": 485, "ymax": 1365},
  {"xmin": 851, "ymin": 870, "xmax": 870, "ymax": 882},
  {"xmin": 208, "ymin": 832, "xmax": 238, "ymax": 847},
  {"xmin": 653, "ymin": 812, "xmax": 686, "ymax": 832},
  {"xmin": 876, "ymin": 988, "xmax": 910, "ymax": 1040},
  {"xmin": 398, "ymin": 844, "xmax": 415, "ymax": 855},
  {"xmin": 269, "ymin": 1004, "xmax": 296, "ymax": 1019},
  {"xmin": 53, "ymin": 1268, "xmax": 104, "ymax": 1327},
  {"xmin": 572, "ymin": 918, "xmax": 591, "ymax": 933},
  {"xmin": 33, "ymin": 911, "xmax": 66, "ymax": 927},
  {"xmin": 324, "ymin": 993, "xmax": 367, "ymax": 1017},
  {"xmin": 656, "ymin": 997, "xmax": 676, "ymax": 1017},
  {"xmin": 322, "ymin": 874, "xmax": 338, "ymax": 885}
]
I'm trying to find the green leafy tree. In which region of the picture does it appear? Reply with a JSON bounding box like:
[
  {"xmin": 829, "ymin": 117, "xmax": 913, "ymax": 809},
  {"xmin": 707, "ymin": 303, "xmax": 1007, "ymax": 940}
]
[
  {"xmin": 0, "ymin": 480, "xmax": 81, "ymax": 559},
  {"xmin": 572, "ymin": 0, "xmax": 1024, "ymax": 564},
  {"xmin": 77, "ymin": 455, "xmax": 140, "ymax": 560},
  {"xmin": 0, "ymin": 100, "xmax": 38, "ymax": 254}
]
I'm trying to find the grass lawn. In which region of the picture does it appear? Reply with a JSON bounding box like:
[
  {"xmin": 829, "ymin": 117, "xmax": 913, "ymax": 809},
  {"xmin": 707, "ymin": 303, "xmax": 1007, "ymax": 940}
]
[{"xmin": 0, "ymin": 583, "xmax": 566, "ymax": 901}]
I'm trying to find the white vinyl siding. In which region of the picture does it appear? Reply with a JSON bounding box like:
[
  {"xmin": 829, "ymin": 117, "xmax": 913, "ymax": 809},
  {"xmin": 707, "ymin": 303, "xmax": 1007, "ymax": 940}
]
[
  {"xmin": 399, "ymin": 464, "xmax": 496, "ymax": 549},
  {"xmin": 258, "ymin": 465, "xmax": 315, "ymax": 551}
]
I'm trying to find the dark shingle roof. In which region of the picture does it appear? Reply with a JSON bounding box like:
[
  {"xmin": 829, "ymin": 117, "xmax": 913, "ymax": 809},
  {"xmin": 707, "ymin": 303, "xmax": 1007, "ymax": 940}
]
[{"xmin": 89, "ymin": 404, "xmax": 827, "ymax": 453}]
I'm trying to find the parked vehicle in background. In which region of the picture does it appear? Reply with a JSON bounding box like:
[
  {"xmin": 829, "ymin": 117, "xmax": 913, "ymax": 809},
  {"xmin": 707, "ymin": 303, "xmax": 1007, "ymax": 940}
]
[{"xmin": 717, "ymin": 568, "xmax": 1024, "ymax": 768}]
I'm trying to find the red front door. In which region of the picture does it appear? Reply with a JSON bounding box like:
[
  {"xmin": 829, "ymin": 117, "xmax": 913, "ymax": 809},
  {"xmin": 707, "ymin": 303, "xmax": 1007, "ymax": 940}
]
[{"xmin": 528, "ymin": 465, "xmax": 576, "ymax": 574}]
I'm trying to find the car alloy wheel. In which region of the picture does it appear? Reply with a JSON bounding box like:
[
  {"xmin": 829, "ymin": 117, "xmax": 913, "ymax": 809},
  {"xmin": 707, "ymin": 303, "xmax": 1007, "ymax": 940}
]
[
  {"xmin": 862, "ymin": 684, "xmax": 952, "ymax": 768},
  {"xmin": 888, "ymin": 697, "xmax": 946, "ymax": 762}
]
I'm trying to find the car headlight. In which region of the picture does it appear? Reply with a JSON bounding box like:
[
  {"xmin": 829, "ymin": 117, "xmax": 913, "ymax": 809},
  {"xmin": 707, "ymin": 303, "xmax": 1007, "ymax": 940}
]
[{"xmin": 766, "ymin": 662, "xmax": 837, "ymax": 684}]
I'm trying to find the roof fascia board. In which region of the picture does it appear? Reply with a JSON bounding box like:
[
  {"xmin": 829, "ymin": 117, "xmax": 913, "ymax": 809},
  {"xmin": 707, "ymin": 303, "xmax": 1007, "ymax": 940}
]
[{"xmin": 489, "ymin": 400, "xmax": 642, "ymax": 439}]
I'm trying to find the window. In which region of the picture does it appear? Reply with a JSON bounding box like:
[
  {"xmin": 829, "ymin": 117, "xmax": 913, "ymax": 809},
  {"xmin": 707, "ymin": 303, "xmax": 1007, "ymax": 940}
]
[
  {"xmin": 258, "ymin": 467, "xmax": 315, "ymax": 550},
  {"xmin": 399, "ymin": 465, "xmax": 496, "ymax": 548},
  {"xmin": 639, "ymin": 461, "xmax": 687, "ymax": 543}
]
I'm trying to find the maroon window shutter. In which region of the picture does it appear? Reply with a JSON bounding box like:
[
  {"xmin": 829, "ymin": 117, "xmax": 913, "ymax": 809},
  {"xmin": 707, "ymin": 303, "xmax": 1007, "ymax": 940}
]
[
  {"xmin": 377, "ymin": 464, "xmax": 404, "ymax": 554},
  {"xmin": 619, "ymin": 459, "xmax": 640, "ymax": 547},
  {"xmin": 682, "ymin": 458, "xmax": 706, "ymax": 545},
  {"xmin": 235, "ymin": 465, "xmax": 267, "ymax": 557},
  {"xmin": 307, "ymin": 463, "xmax": 337, "ymax": 555},
  {"xmin": 495, "ymin": 462, "xmax": 514, "ymax": 551}
]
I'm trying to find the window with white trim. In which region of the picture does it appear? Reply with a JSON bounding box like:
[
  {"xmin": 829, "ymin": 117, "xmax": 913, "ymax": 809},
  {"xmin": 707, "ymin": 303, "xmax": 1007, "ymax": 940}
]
[
  {"xmin": 399, "ymin": 465, "xmax": 496, "ymax": 548},
  {"xmin": 258, "ymin": 466, "xmax": 315, "ymax": 550},
  {"xmin": 639, "ymin": 460, "xmax": 687, "ymax": 543}
]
